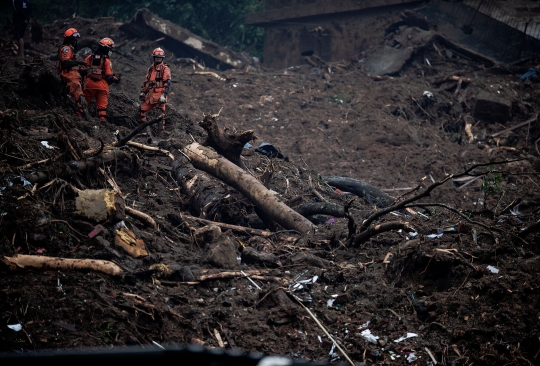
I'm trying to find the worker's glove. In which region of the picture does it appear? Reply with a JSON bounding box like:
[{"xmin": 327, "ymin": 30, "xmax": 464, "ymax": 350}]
[
  {"xmin": 139, "ymin": 92, "xmax": 146, "ymax": 102},
  {"xmin": 158, "ymin": 95, "xmax": 166, "ymax": 104}
]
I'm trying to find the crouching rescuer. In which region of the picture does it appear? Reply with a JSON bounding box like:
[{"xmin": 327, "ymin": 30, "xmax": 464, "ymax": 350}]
[
  {"xmin": 139, "ymin": 48, "xmax": 171, "ymax": 129},
  {"xmin": 83, "ymin": 37, "xmax": 120, "ymax": 121},
  {"xmin": 57, "ymin": 28, "xmax": 87, "ymax": 117}
]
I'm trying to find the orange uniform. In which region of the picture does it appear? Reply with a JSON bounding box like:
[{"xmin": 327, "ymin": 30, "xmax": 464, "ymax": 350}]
[
  {"xmin": 57, "ymin": 44, "xmax": 84, "ymax": 116},
  {"xmin": 83, "ymin": 54, "xmax": 114, "ymax": 121},
  {"xmin": 139, "ymin": 62, "xmax": 171, "ymax": 123}
]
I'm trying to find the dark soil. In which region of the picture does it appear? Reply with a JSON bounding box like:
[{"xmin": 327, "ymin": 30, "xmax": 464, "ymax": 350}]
[{"xmin": 1, "ymin": 14, "xmax": 540, "ymax": 366}]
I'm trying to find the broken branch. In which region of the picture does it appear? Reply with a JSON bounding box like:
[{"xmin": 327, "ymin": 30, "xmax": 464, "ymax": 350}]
[{"xmin": 2, "ymin": 255, "xmax": 124, "ymax": 276}]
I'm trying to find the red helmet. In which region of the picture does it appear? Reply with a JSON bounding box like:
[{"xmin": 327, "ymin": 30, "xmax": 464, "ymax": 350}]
[
  {"xmin": 64, "ymin": 28, "xmax": 80, "ymax": 38},
  {"xmin": 152, "ymin": 48, "xmax": 166, "ymax": 58},
  {"xmin": 99, "ymin": 38, "xmax": 114, "ymax": 49}
]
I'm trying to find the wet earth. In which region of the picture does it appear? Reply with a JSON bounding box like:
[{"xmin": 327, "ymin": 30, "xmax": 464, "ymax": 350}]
[{"xmin": 1, "ymin": 14, "xmax": 540, "ymax": 365}]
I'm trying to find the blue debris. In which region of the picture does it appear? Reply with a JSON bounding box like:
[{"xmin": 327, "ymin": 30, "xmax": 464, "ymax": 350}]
[
  {"xmin": 520, "ymin": 68, "xmax": 538, "ymax": 82},
  {"xmin": 244, "ymin": 142, "xmax": 253, "ymax": 149},
  {"xmin": 255, "ymin": 142, "xmax": 286, "ymax": 159}
]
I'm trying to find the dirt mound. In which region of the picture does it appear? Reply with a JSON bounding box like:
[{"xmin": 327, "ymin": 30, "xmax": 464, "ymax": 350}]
[{"xmin": 1, "ymin": 12, "xmax": 540, "ymax": 366}]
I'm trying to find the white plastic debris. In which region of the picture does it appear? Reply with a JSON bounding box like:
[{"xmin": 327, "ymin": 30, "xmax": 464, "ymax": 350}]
[
  {"xmin": 409, "ymin": 232, "xmax": 419, "ymax": 238},
  {"xmin": 423, "ymin": 91, "xmax": 433, "ymax": 99},
  {"xmin": 8, "ymin": 324, "xmax": 22, "ymax": 332},
  {"xmin": 329, "ymin": 343, "xmax": 336, "ymax": 356},
  {"xmin": 361, "ymin": 320, "xmax": 370, "ymax": 328},
  {"xmin": 360, "ymin": 329, "xmax": 379, "ymax": 344},
  {"xmin": 41, "ymin": 141, "xmax": 54, "ymax": 149},
  {"xmin": 317, "ymin": 335, "xmax": 322, "ymax": 343},
  {"xmin": 298, "ymin": 276, "xmax": 318, "ymax": 285},
  {"xmin": 426, "ymin": 233, "xmax": 443, "ymax": 239},
  {"xmin": 327, "ymin": 299, "xmax": 335, "ymax": 307},
  {"xmin": 487, "ymin": 265, "xmax": 499, "ymax": 274},
  {"xmin": 407, "ymin": 353, "xmax": 418, "ymax": 363},
  {"xmin": 394, "ymin": 332, "xmax": 418, "ymax": 343}
]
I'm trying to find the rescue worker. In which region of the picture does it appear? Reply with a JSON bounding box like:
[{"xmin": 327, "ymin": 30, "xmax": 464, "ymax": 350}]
[
  {"xmin": 139, "ymin": 48, "xmax": 171, "ymax": 129},
  {"xmin": 12, "ymin": 0, "xmax": 32, "ymax": 58},
  {"xmin": 57, "ymin": 28, "xmax": 87, "ymax": 117},
  {"xmin": 83, "ymin": 37, "xmax": 120, "ymax": 121}
]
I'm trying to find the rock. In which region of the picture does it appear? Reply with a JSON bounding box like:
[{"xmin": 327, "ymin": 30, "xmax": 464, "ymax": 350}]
[
  {"xmin": 241, "ymin": 246, "xmax": 281, "ymax": 268},
  {"xmin": 520, "ymin": 256, "xmax": 540, "ymax": 273},
  {"xmin": 193, "ymin": 225, "xmax": 222, "ymax": 247},
  {"xmin": 204, "ymin": 231, "xmax": 238, "ymax": 268},
  {"xmin": 169, "ymin": 266, "xmax": 196, "ymax": 282},
  {"xmin": 473, "ymin": 91, "xmax": 512, "ymax": 123},
  {"xmin": 364, "ymin": 46, "xmax": 414, "ymax": 75},
  {"xmin": 400, "ymin": 10, "xmax": 430, "ymax": 31},
  {"xmin": 289, "ymin": 252, "xmax": 332, "ymax": 269}
]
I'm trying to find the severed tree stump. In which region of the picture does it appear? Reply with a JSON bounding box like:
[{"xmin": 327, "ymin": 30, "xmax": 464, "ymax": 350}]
[{"xmin": 200, "ymin": 113, "xmax": 256, "ymax": 165}]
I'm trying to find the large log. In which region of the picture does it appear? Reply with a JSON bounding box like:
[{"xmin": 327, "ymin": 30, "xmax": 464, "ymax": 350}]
[
  {"xmin": 182, "ymin": 143, "xmax": 316, "ymax": 234},
  {"xmin": 322, "ymin": 176, "xmax": 394, "ymax": 208},
  {"xmin": 173, "ymin": 160, "xmax": 250, "ymax": 224}
]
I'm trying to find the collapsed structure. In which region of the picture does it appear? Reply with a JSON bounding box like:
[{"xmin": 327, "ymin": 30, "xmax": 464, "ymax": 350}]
[{"xmin": 247, "ymin": 0, "xmax": 540, "ymax": 68}]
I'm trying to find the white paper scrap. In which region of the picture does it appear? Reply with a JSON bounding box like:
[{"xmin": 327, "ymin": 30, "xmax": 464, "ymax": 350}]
[
  {"xmin": 360, "ymin": 329, "xmax": 379, "ymax": 344},
  {"xmin": 8, "ymin": 324, "xmax": 22, "ymax": 332},
  {"xmin": 407, "ymin": 353, "xmax": 418, "ymax": 363},
  {"xmin": 327, "ymin": 299, "xmax": 335, "ymax": 307},
  {"xmin": 487, "ymin": 265, "xmax": 499, "ymax": 274},
  {"xmin": 394, "ymin": 332, "xmax": 418, "ymax": 343}
]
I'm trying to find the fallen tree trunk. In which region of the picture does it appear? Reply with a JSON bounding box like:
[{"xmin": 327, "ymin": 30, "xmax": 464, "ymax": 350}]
[
  {"xmin": 322, "ymin": 176, "xmax": 394, "ymax": 208},
  {"xmin": 182, "ymin": 142, "xmax": 316, "ymax": 234},
  {"xmin": 295, "ymin": 202, "xmax": 345, "ymax": 218},
  {"xmin": 172, "ymin": 160, "xmax": 250, "ymax": 224},
  {"xmin": 1, "ymin": 255, "xmax": 124, "ymax": 276}
]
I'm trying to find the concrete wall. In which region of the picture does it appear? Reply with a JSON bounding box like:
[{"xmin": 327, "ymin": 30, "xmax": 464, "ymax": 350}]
[{"xmin": 260, "ymin": 5, "xmax": 416, "ymax": 69}]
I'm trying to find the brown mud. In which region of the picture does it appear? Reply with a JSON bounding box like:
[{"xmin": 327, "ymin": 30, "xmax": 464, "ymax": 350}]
[{"xmin": 1, "ymin": 15, "xmax": 540, "ymax": 365}]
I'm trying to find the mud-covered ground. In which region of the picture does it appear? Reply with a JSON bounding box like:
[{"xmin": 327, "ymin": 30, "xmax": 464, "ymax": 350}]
[{"xmin": 1, "ymin": 13, "xmax": 540, "ymax": 365}]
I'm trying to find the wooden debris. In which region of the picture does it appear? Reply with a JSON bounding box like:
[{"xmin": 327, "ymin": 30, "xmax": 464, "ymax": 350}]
[
  {"xmin": 125, "ymin": 206, "xmax": 157, "ymax": 229},
  {"xmin": 199, "ymin": 113, "xmax": 256, "ymax": 165},
  {"xmin": 1, "ymin": 255, "xmax": 124, "ymax": 276},
  {"xmin": 126, "ymin": 141, "xmax": 174, "ymax": 160},
  {"xmin": 182, "ymin": 142, "xmax": 316, "ymax": 234},
  {"xmin": 75, "ymin": 189, "xmax": 125, "ymax": 223},
  {"xmin": 114, "ymin": 226, "xmax": 148, "ymax": 258}
]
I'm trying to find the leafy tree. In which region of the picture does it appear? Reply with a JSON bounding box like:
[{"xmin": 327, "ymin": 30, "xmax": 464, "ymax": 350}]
[{"xmin": 2, "ymin": 0, "xmax": 265, "ymax": 57}]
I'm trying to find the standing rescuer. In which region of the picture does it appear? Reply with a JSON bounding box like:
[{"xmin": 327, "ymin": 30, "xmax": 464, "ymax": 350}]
[
  {"xmin": 139, "ymin": 48, "xmax": 171, "ymax": 129},
  {"xmin": 57, "ymin": 28, "xmax": 87, "ymax": 117},
  {"xmin": 12, "ymin": 0, "xmax": 32, "ymax": 58},
  {"xmin": 83, "ymin": 37, "xmax": 120, "ymax": 121}
]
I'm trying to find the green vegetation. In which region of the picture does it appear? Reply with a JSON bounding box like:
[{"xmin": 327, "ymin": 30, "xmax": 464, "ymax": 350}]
[
  {"xmin": 480, "ymin": 165, "xmax": 504, "ymax": 210},
  {"xmin": 4, "ymin": 0, "xmax": 265, "ymax": 57}
]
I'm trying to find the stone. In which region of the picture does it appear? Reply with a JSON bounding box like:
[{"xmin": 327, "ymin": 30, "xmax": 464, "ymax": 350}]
[
  {"xmin": 520, "ymin": 256, "xmax": 540, "ymax": 273},
  {"xmin": 290, "ymin": 252, "xmax": 332, "ymax": 269},
  {"xmin": 473, "ymin": 91, "xmax": 512, "ymax": 123},
  {"xmin": 193, "ymin": 225, "xmax": 221, "ymax": 247},
  {"xmin": 204, "ymin": 232, "xmax": 238, "ymax": 268},
  {"xmin": 241, "ymin": 246, "xmax": 281, "ymax": 268},
  {"xmin": 364, "ymin": 46, "xmax": 413, "ymax": 75}
]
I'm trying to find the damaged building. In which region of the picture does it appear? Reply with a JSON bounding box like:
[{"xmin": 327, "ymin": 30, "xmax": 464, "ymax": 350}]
[{"xmin": 247, "ymin": 0, "xmax": 540, "ymax": 69}]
